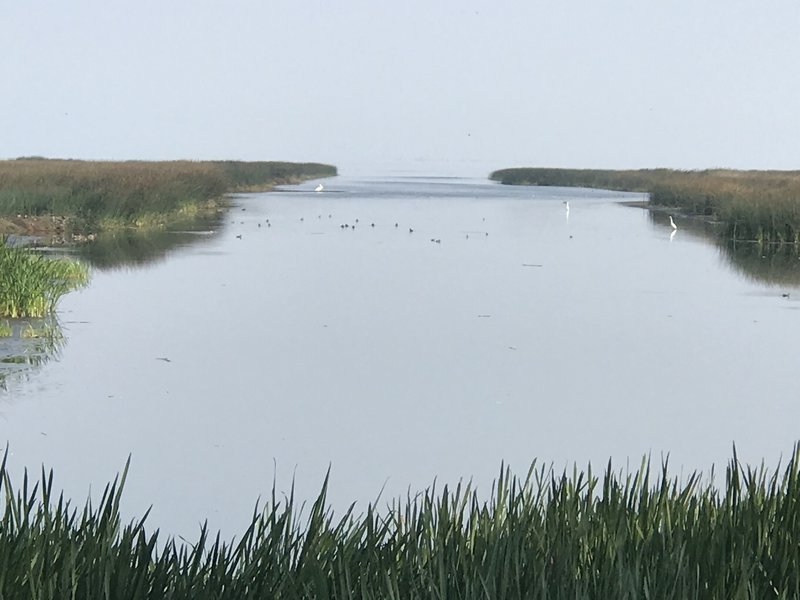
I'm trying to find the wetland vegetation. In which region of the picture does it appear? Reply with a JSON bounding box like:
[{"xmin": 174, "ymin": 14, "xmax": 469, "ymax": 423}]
[
  {"xmin": 4, "ymin": 448, "xmax": 800, "ymax": 598},
  {"xmin": 0, "ymin": 158, "xmax": 336, "ymax": 238},
  {"xmin": 0, "ymin": 240, "xmax": 88, "ymax": 318},
  {"xmin": 491, "ymin": 167, "xmax": 800, "ymax": 245}
]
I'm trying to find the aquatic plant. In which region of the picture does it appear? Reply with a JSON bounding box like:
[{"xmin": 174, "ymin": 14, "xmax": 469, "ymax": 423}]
[
  {"xmin": 3, "ymin": 447, "xmax": 800, "ymax": 598},
  {"xmin": 0, "ymin": 241, "xmax": 89, "ymax": 318},
  {"xmin": 490, "ymin": 167, "xmax": 800, "ymax": 244}
]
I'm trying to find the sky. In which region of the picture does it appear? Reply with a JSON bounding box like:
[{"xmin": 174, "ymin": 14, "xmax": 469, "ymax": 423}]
[{"xmin": 2, "ymin": 0, "xmax": 800, "ymax": 176}]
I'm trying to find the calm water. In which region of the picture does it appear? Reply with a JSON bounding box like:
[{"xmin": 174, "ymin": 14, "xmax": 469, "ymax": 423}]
[{"xmin": 2, "ymin": 175, "xmax": 799, "ymax": 540}]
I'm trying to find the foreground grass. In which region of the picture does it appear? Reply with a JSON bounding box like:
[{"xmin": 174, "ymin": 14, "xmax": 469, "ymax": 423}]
[
  {"xmin": 0, "ymin": 158, "xmax": 336, "ymax": 234},
  {"xmin": 0, "ymin": 240, "xmax": 88, "ymax": 317},
  {"xmin": 490, "ymin": 167, "xmax": 800, "ymax": 243},
  {"xmin": 3, "ymin": 448, "xmax": 800, "ymax": 598}
]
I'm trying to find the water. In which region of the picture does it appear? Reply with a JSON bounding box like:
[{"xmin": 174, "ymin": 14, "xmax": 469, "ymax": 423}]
[{"xmin": 2, "ymin": 175, "xmax": 799, "ymax": 540}]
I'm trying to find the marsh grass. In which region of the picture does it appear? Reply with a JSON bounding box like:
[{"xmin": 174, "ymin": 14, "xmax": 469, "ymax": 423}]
[
  {"xmin": 491, "ymin": 167, "xmax": 800, "ymax": 243},
  {"xmin": 3, "ymin": 447, "xmax": 800, "ymax": 598},
  {"xmin": 213, "ymin": 160, "xmax": 336, "ymax": 191},
  {"xmin": 0, "ymin": 240, "xmax": 89, "ymax": 318},
  {"xmin": 0, "ymin": 159, "xmax": 336, "ymax": 233}
]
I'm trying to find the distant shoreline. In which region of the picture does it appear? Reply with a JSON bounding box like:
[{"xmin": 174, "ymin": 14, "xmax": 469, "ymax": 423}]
[
  {"xmin": 490, "ymin": 167, "xmax": 800, "ymax": 244},
  {"xmin": 0, "ymin": 158, "xmax": 336, "ymax": 244}
]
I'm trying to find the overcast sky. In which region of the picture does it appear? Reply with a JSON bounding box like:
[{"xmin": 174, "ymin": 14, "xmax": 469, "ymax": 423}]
[{"xmin": 2, "ymin": 0, "xmax": 799, "ymax": 176}]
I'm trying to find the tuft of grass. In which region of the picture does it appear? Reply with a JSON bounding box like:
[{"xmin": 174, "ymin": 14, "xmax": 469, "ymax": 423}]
[
  {"xmin": 4, "ymin": 447, "xmax": 800, "ymax": 597},
  {"xmin": 0, "ymin": 239, "xmax": 89, "ymax": 318},
  {"xmin": 490, "ymin": 167, "xmax": 800, "ymax": 244}
]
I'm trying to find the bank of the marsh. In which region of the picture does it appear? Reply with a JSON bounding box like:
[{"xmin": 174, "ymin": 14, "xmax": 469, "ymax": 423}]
[
  {"xmin": 0, "ymin": 158, "xmax": 336, "ymax": 240},
  {"xmin": 490, "ymin": 167, "xmax": 800, "ymax": 244},
  {"xmin": 3, "ymin": 448, "xmax": 800, "ymax": 599}
]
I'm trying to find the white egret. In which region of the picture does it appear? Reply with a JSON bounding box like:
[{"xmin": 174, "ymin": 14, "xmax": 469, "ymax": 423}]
[
  {"xmin": 669, "ymin": 215, "xmax": 677, "ymax": 230},
  {"xmin": 315, "ymin": 184, "xmax": 324, "ymax": 192}
]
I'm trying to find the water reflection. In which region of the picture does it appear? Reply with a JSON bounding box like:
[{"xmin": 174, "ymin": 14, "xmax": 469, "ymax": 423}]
[
  {"xmin": 718, "ymin": 242, "xmax": 800, "ymax": 287},
  {"xmin": 646, "ymin": 210, "xmax": 800, "ymax": 287},
  {"xmin": 74, "ymin": 214, "xmax": 224, "ymax": 270},
  {"xmin": 0, "ymin": 317, "xmax": 64, "ymax": 390}
]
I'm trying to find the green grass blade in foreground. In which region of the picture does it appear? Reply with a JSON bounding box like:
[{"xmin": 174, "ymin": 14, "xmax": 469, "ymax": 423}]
[{"xmin": 4, "ymin": 446, "xmax": 800, "ymax": 597}]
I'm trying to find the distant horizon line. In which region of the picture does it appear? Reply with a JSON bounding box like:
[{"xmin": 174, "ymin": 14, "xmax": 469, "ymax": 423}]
[{"xmin": 3, "ymin": 155, "xmax": 797, "ymax": 177}]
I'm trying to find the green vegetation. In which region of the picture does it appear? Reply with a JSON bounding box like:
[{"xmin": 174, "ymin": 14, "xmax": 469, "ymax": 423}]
[
  {"xmin": 0, "ymin": 240, "xmax": 89, "ymax": 317},
  {"xmin": 490, "ymin": 167, "xmax": 800, "ymax": 244},
  {"xmin": 4, "ymin": 448, "xmax": 800, "ymax": 598},
  {"xmin": 213, "ymin": 160, "xmax": 336, "ymax": 192},
  {"xmin": 0, "ymin": 158, "xmax": 336, "ymax": 234}
]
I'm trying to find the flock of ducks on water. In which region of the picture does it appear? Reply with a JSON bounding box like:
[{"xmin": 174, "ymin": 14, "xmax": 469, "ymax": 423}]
[
  {"xmin": 230, "ymin": 183, "xmax": 493, "ymax": 243},
  {"xmin": 234, "ymin": 212, "xmax": 488, "ymax": 243},
  {"xmin": 229, "ymin": 186, "xmax": 800, "ymax": 301},
  {"xmin": 232, "ymin": 185, "xmax": 683, "ymax": 245}
]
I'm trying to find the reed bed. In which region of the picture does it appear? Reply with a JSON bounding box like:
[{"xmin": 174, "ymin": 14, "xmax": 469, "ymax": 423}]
[
  {"xmin": 0, "ymin": 159, "xmax": 336, "ymax": 232},
  {"xmin": 490, "ymin": 167, "xmax": 800, "ymax": 243},
  {"xmin": 213, "ymin": 160, "xmax": 336, "ymax": 192},
  {"xmin": 0, "ymin": 240, "xmax": 89, "ymax": 318},
  {"xmin": 3, "ymin": 448, "xmax": 800, "ymax": 598}
]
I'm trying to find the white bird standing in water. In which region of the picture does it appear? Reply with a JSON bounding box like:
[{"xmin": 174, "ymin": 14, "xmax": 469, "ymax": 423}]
[
  {"xmin": 564, "ymin": 201, "xmax": 570, "ymax": 220},
  {"xmin": 669, "ymin": 215, "xmax": 677, "ymax": 230},
  {"xmin": 315, "ymin": 184, "xmax": 324, "ymax": 192}
]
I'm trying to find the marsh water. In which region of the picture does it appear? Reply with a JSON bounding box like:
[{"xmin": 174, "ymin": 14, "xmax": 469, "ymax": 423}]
[{"xmin": 3, "ymin": 175, "xmax": 800, "ymax": 540}]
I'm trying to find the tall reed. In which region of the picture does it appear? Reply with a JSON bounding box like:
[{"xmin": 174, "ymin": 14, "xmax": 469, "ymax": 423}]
[
  {"xmin": 3, "ymin": 447, "xmax": 800, "ymax": 598},
  {"xmin": 490, "ymin": 167, "xmax": 800, "ymax": 243},
  {"xmin": 0, "ymin": 240, "xmax": 89, "ymax": 318},
  {"xmin": 0, "ymin": 159, "xmax": 336, "ymax": 232}
]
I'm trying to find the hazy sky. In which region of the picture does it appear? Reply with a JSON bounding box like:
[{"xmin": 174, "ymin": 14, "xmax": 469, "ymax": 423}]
[{"xmin": 3, "ymin": 1, "xmax": 799, "ymax": 175}]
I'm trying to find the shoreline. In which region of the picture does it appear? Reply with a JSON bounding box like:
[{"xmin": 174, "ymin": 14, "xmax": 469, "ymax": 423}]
[
  {"xmin": 491, "ymin": 167, "xmax": 800, "ymax": 244},
  {"xmin": 0, "ymin": 161, "xmax": 335, "ymax": 245}
]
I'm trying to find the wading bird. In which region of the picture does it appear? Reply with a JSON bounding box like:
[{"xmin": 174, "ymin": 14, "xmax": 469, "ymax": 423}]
[
  {"xmin": 669, "ymin": 216, "xmax": 677, "ymax": 230},
  {"xmin": 315, "ymin": 184, "xmax": 324, "ymax": 192}
]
